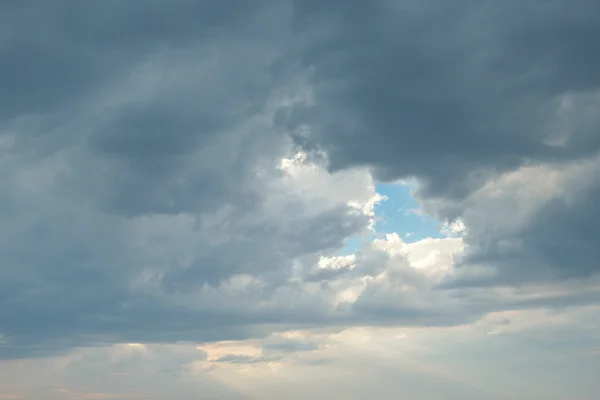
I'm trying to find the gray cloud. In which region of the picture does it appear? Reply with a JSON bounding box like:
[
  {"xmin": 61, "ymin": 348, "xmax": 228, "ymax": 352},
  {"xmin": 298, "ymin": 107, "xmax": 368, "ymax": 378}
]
[
  {"xmin": 279, "ymin": 0, "xmax": 600, "ymax": 281},
  {"xmin": 0, "ymin": 0, "xmax": 344, "ymax": 358},
  {"xmin": 430, "ymin": 158, "xmax": 600, "ymax": 285},
  {"xmin": 282, "ymin": 0, "xmax": 600, "ymax": 196},
  {"xmin": 0, "ymin": 0, "xmax": 276, "ymax": 118},
  {"xmin": 2, "ymin": 0, "xmax": 600, "ymax": 362}
]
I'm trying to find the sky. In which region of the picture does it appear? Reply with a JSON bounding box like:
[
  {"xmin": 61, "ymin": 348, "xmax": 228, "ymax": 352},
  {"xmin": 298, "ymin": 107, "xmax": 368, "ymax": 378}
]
[{"xmin": 1, "ymin": 1, "xmax": 600, "ymax": 399}]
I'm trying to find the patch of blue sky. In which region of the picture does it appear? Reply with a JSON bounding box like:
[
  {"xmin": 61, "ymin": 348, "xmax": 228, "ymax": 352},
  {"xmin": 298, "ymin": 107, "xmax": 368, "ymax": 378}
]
[
  {"xmin": 339, "ymin": 236, "xmax": 362, "ymax": 255},
  {"xmin": 373, "ymin": 182, "xmax": 443, "ymax": 242},
  {"xmin": 337, "ymin": 182, "xmax": 443, "ymax": 256}
]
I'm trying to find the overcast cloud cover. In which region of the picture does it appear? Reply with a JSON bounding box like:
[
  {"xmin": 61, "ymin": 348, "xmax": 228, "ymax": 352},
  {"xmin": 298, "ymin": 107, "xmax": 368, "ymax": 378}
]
[{"xmin": 1, "ymin": 1, "xmax": 600, "ymax": 399}]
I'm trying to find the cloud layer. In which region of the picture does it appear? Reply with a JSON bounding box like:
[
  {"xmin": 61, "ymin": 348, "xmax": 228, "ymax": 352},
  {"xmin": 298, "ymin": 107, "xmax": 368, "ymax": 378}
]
[{"xmin": 1, "ymin": 2, "xmax": 600, "ymax": 397}]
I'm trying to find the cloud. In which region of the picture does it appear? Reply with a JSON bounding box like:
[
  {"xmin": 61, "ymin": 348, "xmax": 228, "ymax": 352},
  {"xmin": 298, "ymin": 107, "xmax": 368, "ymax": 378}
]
[
  {"xmin": 0, "ymin": 0, "xmax": 376, "ymax": 358},
  {"xmin": 282, "ymin": 0, "xmax": 600, "ymax": 196},
  {"xmin": 0, "ymin": 395, "xmax": 24, "ymax": 400},
  {"xmin": 277, "ymin": 0, "xmax": 600, "ymax": 285},
  {"xmin": 4, "ymin": 307, "xmax": 600, "ymax": 399},
  {"xmin": 2, "ymin": 1, "xmax": 600, "ymax": 385},
  {"xmin": 431, "ymin": 157, "xmax": 600, "ymax": 284}
]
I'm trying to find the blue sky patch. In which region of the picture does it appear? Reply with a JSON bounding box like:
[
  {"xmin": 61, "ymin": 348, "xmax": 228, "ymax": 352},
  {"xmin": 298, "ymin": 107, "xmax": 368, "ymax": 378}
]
[
  {"xmin": 373, "ymin": 182, "xmax": 442, "ymax": 242},
  {"xmin": 338, "ymin": 182, "xmax": 443, "ymax": 255}
]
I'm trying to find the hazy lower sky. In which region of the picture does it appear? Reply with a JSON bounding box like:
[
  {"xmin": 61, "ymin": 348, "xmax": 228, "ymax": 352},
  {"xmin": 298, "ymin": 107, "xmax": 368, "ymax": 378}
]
[{"xmin": 2, "ymin": 1, "xmax": 600, "ymax": 399}]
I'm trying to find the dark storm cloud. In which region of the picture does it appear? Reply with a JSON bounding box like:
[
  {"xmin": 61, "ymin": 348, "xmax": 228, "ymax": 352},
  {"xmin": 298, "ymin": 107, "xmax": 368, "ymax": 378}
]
[
  {"xmin": 1, "ymin": 0, "xmax": 290, "ymax": 217},
  {"xmin": 0, "ymin": 0, "xmax": 381, "ymax": 359},
  {"xmin": 281, "ymin": 0, "xmax": 600, "ymax": 197},
  {"xmin": 0, "ymin": 0, "xmax": 273, "ymax": 119},
  {"xmin": 278, "ymin": 0, "xmax": 600, "ymax": 280},
  {"xmin": 0, "ymin": 0, "xmax": 309, "ymax": 359},
  {"xmin": 520, "ymin": 185, "xmax": 600, "ymax": 277}
]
